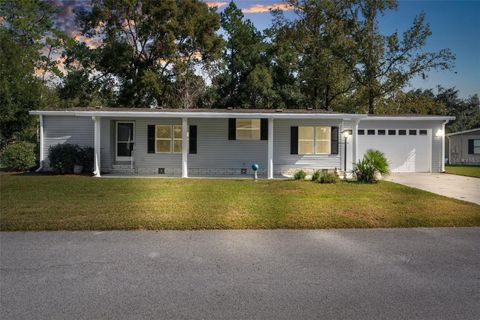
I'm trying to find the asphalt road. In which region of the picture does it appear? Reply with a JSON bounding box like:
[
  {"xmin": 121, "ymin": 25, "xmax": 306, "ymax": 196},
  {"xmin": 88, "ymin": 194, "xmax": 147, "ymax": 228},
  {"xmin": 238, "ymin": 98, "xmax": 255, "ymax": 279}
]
[{"xmin": 1, "ymin": 229, "xmax": 479, "ymax": 320}]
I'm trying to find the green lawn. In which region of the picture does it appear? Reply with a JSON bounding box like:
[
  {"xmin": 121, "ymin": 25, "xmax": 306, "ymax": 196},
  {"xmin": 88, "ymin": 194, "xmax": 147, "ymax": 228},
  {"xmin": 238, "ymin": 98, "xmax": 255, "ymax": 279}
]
[
  {"xmin": 1, "ymin": 174, "xmax": 479, "ymax": 231},
  {"xmin": 445, "ymin": 165, "xmax": 480, "ymax": 178}
]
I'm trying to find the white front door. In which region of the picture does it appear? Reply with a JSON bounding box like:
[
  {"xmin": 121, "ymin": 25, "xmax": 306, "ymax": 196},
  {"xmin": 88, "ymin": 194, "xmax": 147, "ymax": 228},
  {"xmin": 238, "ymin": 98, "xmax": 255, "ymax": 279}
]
[{"xmin": 116, "ymin": 122, "xmax": 135, "ymax": 161}]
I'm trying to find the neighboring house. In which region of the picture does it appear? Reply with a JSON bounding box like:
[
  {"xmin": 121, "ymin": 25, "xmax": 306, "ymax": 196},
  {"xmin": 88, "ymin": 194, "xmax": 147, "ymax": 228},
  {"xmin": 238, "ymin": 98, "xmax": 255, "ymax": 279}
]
[
  {"xmin": 447, "ymin": 128, "xmax": 480, "ymax": 165},
  {"xmin": 29, "ymin": 108, "xmax": 454, "ymax": 178}
]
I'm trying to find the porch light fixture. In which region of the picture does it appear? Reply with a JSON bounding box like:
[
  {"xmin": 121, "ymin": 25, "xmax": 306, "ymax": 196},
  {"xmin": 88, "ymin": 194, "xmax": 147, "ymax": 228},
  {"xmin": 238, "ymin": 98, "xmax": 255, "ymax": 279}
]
[{"xmin": 436, "ymin": 129, "xmax": 444, "ymax": 137}]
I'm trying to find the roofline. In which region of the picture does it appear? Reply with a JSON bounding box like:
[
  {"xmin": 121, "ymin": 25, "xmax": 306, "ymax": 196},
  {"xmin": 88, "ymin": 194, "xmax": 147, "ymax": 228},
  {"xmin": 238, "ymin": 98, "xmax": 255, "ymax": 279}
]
[
  {"xmin": 446, "ymin": 127, "xmax": 480, "ymax": 137},
  {"xmin": 29, "ymin": 110, "xmax": 366, "ymax": 120},
  {"xmin": 364, "ymin": 116, "xmax": 455, "ymax": 121},
  {"xmin": 28, "ymin": 110, "xmax": 455, "ymax": 121}
]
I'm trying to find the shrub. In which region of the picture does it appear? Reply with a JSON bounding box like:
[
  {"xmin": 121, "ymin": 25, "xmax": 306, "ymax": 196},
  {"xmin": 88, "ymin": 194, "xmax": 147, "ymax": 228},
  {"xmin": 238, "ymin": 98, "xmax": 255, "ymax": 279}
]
[
  {"xmin": 311, "ymin": 170, "xmax": 321, "ymax": 181},
  {"xmin": 79, "ymin": 147, "xmax": 94, "ymax": 172},
  {"xmin": 318, "ymin": 172, "xmax": 338, "ymax": 184},
  {"xmin": 364, "ymin": 149, "xmax": 389, "ymax": 175},
  {"xmin": 0, "ymin": 141, "xmax": 36, "ymax": 171},
  {"xmin": 48, "ymin": 144, "xmax": 81, "ymax": 173},
  {"xmin": 353, "ymin": 149, "xmax": 389, "ymax": 183},
  {"xmin": 293, "ymin": 170, "xmax": 307, "ymax": 180}
]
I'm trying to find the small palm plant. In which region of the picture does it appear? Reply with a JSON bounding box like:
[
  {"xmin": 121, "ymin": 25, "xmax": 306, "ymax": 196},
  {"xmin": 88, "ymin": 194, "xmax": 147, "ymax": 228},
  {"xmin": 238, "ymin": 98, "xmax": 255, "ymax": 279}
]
[{"xmin": 353, "ymin": 149, "xmax": 390, "ymax": 183}]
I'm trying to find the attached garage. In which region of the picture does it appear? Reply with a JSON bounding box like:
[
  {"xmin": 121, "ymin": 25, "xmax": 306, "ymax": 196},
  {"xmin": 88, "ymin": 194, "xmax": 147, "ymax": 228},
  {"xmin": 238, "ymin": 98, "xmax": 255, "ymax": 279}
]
[{"xmin": 358, "ymin": 128, "xmax": 432, "ymax": 172}]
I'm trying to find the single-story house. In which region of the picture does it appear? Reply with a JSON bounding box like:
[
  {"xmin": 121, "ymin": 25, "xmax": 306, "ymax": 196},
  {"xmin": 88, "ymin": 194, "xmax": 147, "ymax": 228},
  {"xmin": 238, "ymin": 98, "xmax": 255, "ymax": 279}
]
[
  {"xmin": 29, "ymin": 108, "xmax": 454, "ymax": 178},
  {"xmin": 447, "ymin": 128, "xmax": 480, "ymax": 165}
]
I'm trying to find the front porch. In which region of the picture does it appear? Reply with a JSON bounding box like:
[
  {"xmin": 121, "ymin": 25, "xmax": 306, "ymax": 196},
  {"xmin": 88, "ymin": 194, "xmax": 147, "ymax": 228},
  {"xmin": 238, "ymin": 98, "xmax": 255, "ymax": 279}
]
[{"xmin": 90, "ymin": 114, "xmax": 360, "ymax": 179}]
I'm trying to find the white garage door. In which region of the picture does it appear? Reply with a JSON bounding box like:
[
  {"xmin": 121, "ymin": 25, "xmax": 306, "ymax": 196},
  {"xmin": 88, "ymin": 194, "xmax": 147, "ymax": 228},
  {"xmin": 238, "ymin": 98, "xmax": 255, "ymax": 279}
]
[{"xmin": 358, "ymin": 129, "xmax": 432, "ymax": 172}]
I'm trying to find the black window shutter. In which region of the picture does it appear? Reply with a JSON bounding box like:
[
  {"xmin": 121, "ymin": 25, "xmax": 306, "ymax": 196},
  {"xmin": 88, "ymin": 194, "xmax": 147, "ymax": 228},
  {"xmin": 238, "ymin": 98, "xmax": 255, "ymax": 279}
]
[
  {"xmin": 331, "ymin": 126, "xmax": 339, "ymax": 154},
  {"xmin": 290, "ymin": 126, "xmax": 298, "ymax": 154},
  {"xmin": 147, "ymin": 125, "xmax": 155, "ymax": 153},
  {"xmin": 228, "ymin": 118, "xmax": 236, "ymax": 140},
  {"xmin": 468, "ymin": 139, "xmax": 474, "ymax": 154},
  {"xmin": 260, "ymin": 118, "xmax": 268, "ymax": 140},
  {"xmin": 189, "ymin": 125, "xmax": 197, "ymax": 154}
]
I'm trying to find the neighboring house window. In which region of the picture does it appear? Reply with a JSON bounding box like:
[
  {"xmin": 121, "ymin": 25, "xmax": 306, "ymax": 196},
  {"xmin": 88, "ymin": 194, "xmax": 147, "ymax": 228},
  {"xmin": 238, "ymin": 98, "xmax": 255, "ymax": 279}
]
[
  {"xmin": 298, "ymin": 126, "xmax": 331, "ymax": 154},
  {"xmin": 236, "ymin": 119, "xmax": 260, "ymax": 140},
  {"xmin": 155, "ymin": 125, "xmax": 182, "ymax": 153}
]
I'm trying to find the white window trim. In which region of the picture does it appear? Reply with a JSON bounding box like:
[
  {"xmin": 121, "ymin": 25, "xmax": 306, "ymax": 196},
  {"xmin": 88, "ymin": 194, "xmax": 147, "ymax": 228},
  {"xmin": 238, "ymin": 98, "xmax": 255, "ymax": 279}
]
[
  {"xmin": 298, "ymin": 126, "xmax": 331, "ymax": 155},
  {"xmin": 236, "ymin": 119, "xmax": 261, "ymax": 140},
  {"xmin": 155, "ymin": 125, "xmax": 183, "ymax": 154},
  {"xmin": 115, "ymin": 121, "xmax": 135, "ymax": 161}
]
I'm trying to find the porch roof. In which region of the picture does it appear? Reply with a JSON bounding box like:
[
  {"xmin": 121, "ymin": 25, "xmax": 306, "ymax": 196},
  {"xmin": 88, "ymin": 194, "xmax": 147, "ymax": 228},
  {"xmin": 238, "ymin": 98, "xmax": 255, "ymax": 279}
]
[{"xmin": 29, "ymin": 107, "xmax": 454, "ymax": 121}]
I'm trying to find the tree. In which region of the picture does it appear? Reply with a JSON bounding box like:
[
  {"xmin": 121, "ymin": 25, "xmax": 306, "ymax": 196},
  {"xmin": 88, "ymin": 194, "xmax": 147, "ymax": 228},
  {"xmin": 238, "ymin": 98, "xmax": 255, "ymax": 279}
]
[
  {"xmin": 69, "ymin": 0, "xmax": 223, "ymax": 108},
  {"xmin": 215, "ymin": 1, "xmax": 273, "ymax": 108},
  {"xmin": 275, "ymin": 0, "xmax": 357, "ymax": 110},
  {"xmin": 0, "ymin": 0, "xmax": 62, "ymax": 146},
  {"xmin": 349, "ymin": 0, "xmax": 455, "ymax": 113}
]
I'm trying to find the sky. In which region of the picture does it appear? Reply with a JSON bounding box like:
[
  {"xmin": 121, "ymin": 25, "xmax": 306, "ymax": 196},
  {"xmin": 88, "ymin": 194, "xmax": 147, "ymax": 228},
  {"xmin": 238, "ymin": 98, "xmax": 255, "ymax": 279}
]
[{"xmin": 52, "ymin": 0, "xmax": 479, "ymax": 98}]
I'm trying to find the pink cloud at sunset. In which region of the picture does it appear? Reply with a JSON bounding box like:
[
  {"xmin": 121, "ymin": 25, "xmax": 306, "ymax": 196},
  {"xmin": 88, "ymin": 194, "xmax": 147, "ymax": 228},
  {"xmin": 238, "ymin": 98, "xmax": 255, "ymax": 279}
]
[
  {"xmin": 242, "ymin": 2, "xmax": 294, "ymax": 14},
  {"xmin": 205, "ymin": 1, "xmax": 227, "ymax": 8}
]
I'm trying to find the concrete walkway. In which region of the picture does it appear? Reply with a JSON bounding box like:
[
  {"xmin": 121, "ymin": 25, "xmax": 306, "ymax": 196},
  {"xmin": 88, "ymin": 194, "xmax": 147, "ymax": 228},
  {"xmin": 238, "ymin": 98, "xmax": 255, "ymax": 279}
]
[
  {"xmin": 387, "ymin": 173, "xmax": 480, "ymax": 204},
  {"xmin": 1, "ymin": 229, "xmax": 480, "ymax": 320}
]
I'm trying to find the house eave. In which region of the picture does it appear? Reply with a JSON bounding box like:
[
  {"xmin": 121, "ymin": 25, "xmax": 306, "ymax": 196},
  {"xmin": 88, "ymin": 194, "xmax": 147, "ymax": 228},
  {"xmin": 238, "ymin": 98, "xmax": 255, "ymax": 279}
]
[{"xmin": 29, "ymin": 110, "xmax": 366, "ymax": 120}]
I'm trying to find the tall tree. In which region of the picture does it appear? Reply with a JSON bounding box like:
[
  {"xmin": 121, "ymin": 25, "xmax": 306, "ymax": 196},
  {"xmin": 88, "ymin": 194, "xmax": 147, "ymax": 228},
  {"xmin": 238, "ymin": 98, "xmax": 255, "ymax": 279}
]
[
  {"xmin": 215, "ymin": 1, "xmax": 275, "ymax": 108},
  {"xmin": 0, "ymin": 0, "xmax": 62, "ymax": 145},
  {"xmin": 349, "ymin": 0, "xmax": 455, "ymax": 113},
  {"xmin": 277, "ymin": 0, "xmax": 357, "ymax": 110},
  {"xmin": 69, "ymin": 0, "xmax": 223, "ymax": 108}
]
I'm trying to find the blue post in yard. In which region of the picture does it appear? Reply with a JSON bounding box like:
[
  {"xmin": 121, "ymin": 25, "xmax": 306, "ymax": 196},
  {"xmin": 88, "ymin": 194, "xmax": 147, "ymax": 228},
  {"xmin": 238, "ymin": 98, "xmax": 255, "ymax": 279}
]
[{"xmin": 251, "ymin": 163, "xmax": 259, "ymax": 180}]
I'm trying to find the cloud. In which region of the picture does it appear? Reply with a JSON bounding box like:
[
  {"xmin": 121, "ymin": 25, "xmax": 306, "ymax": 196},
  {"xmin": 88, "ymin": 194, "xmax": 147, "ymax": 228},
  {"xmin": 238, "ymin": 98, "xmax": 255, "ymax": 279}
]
[
  {"xmin": 242, "ymin": 2, "xmax": 294, "ymax": 14},
  {"xmin": 205, "ymin": 1, "xmax": 227, "ymax": 8}
]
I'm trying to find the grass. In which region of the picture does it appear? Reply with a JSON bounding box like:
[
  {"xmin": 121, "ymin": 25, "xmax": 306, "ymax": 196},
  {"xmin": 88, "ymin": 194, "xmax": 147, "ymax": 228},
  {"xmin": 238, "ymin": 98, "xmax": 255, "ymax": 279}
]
[
  {"xmin": 445, "ymin": 165, "xmax": 480, "ymax": 178},
  {"xmin": 1, "ymin": 174, "xmax": 479, "ymax": 231}
]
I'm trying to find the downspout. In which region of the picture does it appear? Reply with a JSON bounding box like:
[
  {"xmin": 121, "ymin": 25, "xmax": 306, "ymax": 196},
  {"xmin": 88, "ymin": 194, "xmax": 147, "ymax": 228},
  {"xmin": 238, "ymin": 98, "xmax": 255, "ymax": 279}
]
[{"xmin": 35, "ymin": 115, "xmax": 44, "ymax": 172}]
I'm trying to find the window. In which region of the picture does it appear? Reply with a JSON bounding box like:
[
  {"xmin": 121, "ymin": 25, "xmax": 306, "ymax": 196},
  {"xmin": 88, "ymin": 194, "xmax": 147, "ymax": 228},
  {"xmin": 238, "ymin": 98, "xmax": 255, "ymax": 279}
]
[
  {"xmin": 298, "ymin": 126, "xmax": 331, "ymax": 154},
  {"xmin": 409, "ymin": 129, "xmax": 417, "ymax": 135},
  {"xmin": 367, "ymin": 129, "xmax": 375, "ymax": 135},
  {"xmin": 399, "ymin": 130, "xmax": 407, "ymax": 135},
  {"xmin": 358, "ymin": 129, "xmax": 365, "ymax": 135},
  {"xmin": 388, "ymin": 129, "xmax": 396, "ymax": 135},
  {"xmin": 155, "ymin": 125, "xmax": 182, "ymax": 153},
  {"xmin": 378, "ymin": 130, "xmax": 386, "ymax": 135},
  {"xmin": 299, "ymin": 127, "xmax": 314, "ymax": 154},
  {"xmin": 474, "ymin": 140, "xmax": 480, "ymax": 154},
  {"xmin": 236, "ymin": 119, "xmax": 260, "ymax": 140},
  {"xmin": 419, "ymin": 130, "xmax": 427, "ymax": 135},
  {"xmin": 315, "ymin": 127, "xmax": 331, "ymax": 154},
  {"xmin": 173, "ymin": 125, "xmax": 182, "ymax": 153}
]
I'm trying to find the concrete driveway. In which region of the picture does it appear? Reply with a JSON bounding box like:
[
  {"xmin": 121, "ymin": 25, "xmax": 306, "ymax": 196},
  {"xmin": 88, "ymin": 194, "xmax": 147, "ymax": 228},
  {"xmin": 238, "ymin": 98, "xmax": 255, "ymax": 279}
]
[
  {"xmin": 1, "ymin": 229, "xmax": 480, "ymax": 320},
  {"xmin": 387, "ymin": 173, "xmax": 480, "ymax": 204}
]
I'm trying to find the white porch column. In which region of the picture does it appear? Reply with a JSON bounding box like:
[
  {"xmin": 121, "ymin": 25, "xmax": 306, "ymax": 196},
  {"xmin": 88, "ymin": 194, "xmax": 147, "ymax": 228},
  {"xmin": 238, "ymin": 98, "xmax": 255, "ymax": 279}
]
[
  {"xmin": 267, "ymin": 118, "xmax": 274, "ymax": 179},
  {"xmin": 93, "ymin": 116, "xmax": 101, "ymax": 177},
  {"xmin": 351, "ymin": 120, "xmax": 359, "ymax": 165},
  {"xmin": 182, "ymin": 117, "xmax": 188, "ymax": 178},
  {"xmin": 441, "ymin": 121, "xmax": 447, "ymax": 172},
  {"xmin": 36, "ymin": 115, "xmax": 44, "ymax": 172}
]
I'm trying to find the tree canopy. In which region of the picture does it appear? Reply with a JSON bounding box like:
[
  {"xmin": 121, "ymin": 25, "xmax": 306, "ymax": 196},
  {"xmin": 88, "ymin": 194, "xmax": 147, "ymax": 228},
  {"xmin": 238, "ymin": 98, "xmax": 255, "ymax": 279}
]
[{"xmin": 0, "ymin": 0, "xmax": 477, "ymax": 146}]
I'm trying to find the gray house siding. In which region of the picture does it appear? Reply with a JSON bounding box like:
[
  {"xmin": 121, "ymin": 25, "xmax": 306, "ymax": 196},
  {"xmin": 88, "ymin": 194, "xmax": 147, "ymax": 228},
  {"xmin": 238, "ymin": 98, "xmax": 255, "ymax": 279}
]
[
  {"xmin": 43, "ymin": 116, "xmax": 94, "ymax": 169},
  {"xmin": 273, "ymin": 119, "xmax": 342, "ymax": 175},
  {"xmin": 448, "ymin": 130, "xmax": 480, "ymax": 165},
  {"xmin": 39, "ymin": 115, "xmax": 448, "ymax": 175},
  {"xmin": 357, "ymin": 120, "xmax": 444, "ymax": 172}
]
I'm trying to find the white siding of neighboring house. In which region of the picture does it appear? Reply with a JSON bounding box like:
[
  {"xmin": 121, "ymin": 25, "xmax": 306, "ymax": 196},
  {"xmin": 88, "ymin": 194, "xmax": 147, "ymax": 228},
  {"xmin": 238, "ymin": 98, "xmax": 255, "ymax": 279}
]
[{"xmin": 448, "ymin": 130, "xmax": 480, "ymax": 165}]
